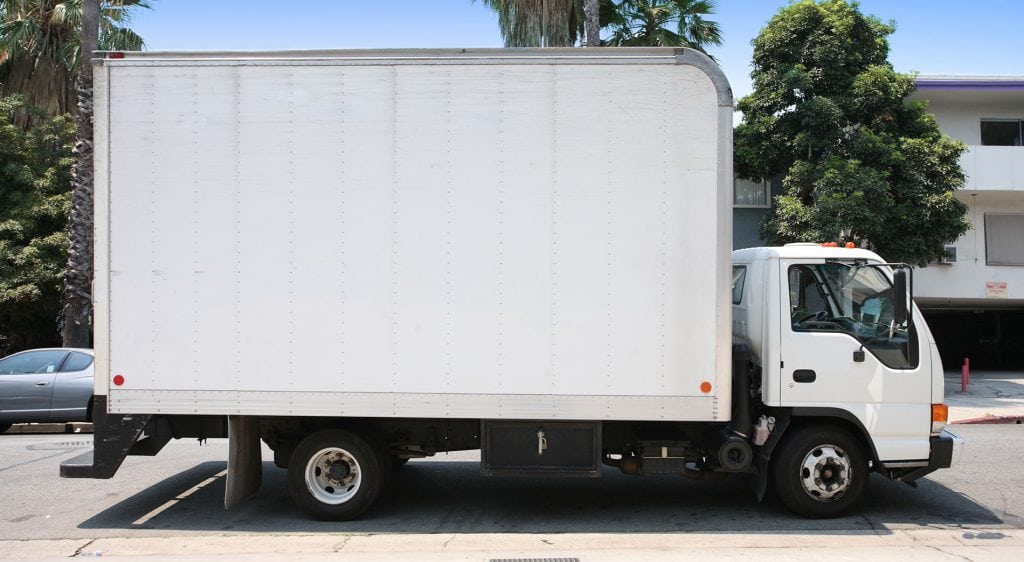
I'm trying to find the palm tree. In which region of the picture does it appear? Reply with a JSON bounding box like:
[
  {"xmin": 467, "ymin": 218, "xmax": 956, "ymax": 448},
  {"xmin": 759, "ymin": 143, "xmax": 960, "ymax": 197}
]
[
  {"xmin": 0, "ymin": 0, "xmax": 147, "ymax": 120},
  {"xmin": 602, "ymin": 0, "xmax": 722, "ymax": 56},
  {"xmin": 478, "ymin": 0, "xmax": 584, "ymax": 47},
  {"xmin": 584, "ymin": 0, "xmax": 600, "ymax": 46},
  {"xmin": 62, "ymin": 0, "xmax": 100, "ymax": 348}
]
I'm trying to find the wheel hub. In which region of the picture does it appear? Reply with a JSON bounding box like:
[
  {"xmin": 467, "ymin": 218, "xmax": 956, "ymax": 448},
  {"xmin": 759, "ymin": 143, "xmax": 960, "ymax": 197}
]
[
  {"xmin": 328, "ymin": 459, "xmax": 352, "ymax": 482},
  {"xmin": 799, "ymin": 444, "xmax": 852, "ymax": 501},
  {"xmin": 304, "ymin": 447, "xmax": 362, "ymax": 505}
]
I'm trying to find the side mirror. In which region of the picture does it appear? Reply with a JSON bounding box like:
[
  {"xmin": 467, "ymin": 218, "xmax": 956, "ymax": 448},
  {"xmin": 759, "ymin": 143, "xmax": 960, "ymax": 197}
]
[{"xmin": 893, "ymin": 268, "xmax": 908, "ymax": 326}]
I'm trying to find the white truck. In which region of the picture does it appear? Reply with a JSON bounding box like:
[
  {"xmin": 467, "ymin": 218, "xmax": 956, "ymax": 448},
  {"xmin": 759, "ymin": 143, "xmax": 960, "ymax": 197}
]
[{"xmin": 61, "ymin": 48, "xmax": 962, "ymax": 520}]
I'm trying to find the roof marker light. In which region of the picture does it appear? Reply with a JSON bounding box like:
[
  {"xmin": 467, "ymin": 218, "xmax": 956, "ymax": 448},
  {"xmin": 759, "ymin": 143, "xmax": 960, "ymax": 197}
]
[{"xmin": 108, "ymin": 52, "xmax": 125, "ymax": 59}]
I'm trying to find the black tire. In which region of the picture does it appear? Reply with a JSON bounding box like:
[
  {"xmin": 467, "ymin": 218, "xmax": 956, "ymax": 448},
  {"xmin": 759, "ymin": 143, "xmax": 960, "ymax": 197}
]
[
  {"xmin": 287, "ymin": 429, "xmax": 386, "ymax": 521},
  {"xmin": 0, "ymin": 423, "xmax": 11, "ymax": 434},
  {"xmin": 771, "ymin": 425, "xmax": 869, "ymax": 518}
]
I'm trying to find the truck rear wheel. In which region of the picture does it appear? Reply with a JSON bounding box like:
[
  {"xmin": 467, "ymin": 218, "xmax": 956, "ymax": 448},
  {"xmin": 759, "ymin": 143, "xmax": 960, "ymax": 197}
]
[
  {"xmin": 287, "ymin": 429, "xmax": 385, "ymax": 521},
  {"xmin": 771, "ymin": 425, "xmax": 868, "ymax": 518}
]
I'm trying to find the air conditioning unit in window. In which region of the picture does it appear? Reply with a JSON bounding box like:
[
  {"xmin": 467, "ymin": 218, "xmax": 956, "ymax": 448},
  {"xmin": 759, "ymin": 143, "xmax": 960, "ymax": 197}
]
[{"xmin": 939, "ymin": 245, "xmax": 957, "ymax": 264}]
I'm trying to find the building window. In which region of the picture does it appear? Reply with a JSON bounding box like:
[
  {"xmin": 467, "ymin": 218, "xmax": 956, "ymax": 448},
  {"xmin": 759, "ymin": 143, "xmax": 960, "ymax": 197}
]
[
  {"xmin": 985, "ymin": 214, "xmax": 1024, "ymax": 266},
  {"xmin": 734, "ymin": 178, "xmax": 769, "ymax": 208},
  {"xmin": 981, "ymin": 120, "xmax": 1023, "ymax": 146}
]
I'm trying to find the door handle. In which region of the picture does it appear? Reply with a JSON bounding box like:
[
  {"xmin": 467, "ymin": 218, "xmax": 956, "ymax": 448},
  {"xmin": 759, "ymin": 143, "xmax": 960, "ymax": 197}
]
[
  {"xmin": 35, "ymin": 381, "xmax": 49, "ymax": 387},
  {"xmin": 793, "ymin": 370, "xmax": 816, "ymax": 383}
]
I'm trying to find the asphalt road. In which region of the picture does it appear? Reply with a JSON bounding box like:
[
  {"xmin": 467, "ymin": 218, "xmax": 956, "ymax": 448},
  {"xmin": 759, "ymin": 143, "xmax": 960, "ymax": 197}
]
[{"xmin": 0, "ymin": 425, "xmax": 1021, "ymax": 541}]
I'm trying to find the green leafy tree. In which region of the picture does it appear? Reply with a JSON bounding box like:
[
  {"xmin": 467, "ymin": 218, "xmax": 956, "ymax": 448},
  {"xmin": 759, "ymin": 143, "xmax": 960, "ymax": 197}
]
[
  {"xmin": 0, "ymin": 96, "xmax": 75, "ymax": 355},
  {"xmin": 478, "ymin": 0, "xmax": 584, "ymax": 47},
  {"xmin": 735, "ymin": 0, "xmax": 970, "ymax": 265},
  {"xmin": 601, "ymin": 0, "xmax": 722, "ymax": 56},
  {"xmin": 0, "ymin": 0, "xmax": 148, "ymax": 120}
]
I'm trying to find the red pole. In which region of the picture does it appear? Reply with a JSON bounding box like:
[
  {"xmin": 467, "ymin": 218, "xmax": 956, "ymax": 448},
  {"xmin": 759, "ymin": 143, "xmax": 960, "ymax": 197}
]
[{"xmin": 961, "ymin": 357, "xmax": 970, "ymax": 393}]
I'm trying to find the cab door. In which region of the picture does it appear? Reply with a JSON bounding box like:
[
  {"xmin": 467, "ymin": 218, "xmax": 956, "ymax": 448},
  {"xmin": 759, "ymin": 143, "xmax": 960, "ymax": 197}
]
[{"xmin": 778, "ymin": 259, "xmax": 932, "ymax": 461}]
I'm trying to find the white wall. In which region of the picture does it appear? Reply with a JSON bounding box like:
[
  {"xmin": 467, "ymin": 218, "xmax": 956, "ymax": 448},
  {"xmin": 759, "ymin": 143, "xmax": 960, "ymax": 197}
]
[
  {"xmin": 915, "ymin": 191, "xmax": 1024, "ymax": 303},
  {"xmin": 925, "ymin": 99, "xmax": 1022, "ymax": 145},
  {"xmin": 911, "ymin": 87, "xmax": 1024, "ymax": 306}
]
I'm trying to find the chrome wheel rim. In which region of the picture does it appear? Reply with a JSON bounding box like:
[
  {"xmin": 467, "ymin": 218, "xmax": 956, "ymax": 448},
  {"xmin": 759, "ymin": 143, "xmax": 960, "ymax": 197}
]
[
  {"xmin": 799, "ymin": 444, "xmax": 852, "ymax": 501},
  {"xmin": 304, "ymin": 447, "xmax": 362, "ymax": 505}
]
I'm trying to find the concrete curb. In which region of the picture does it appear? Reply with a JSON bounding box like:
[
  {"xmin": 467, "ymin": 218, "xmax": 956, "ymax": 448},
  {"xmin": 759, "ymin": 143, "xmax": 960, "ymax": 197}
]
[
  {"xmin": 953, "ymin": 415, "xmax": 1024, "ymax": 425},
  {"xmin": 3, "ymin": 423, "xmax": 92, "ymax": 435}
]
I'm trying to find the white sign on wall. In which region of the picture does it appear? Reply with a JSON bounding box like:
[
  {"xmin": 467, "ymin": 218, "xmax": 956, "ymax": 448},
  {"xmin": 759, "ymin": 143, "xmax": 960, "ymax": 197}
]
[{"xmin": 985, "ymin": 281, "xmax": 1008, "ymax": 299}]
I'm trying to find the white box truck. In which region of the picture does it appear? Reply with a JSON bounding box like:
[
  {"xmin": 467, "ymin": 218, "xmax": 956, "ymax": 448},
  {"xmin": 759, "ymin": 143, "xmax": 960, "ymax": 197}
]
[{"xmin": 62, "ymin": 48, "xmax": 962, "ymax": 520}]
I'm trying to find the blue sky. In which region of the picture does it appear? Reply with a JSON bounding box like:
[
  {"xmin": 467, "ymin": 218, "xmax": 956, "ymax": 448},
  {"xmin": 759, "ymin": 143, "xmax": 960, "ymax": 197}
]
[{"xmin": 130, "ymin": 0, "xmax": 1023, "ymax": 100}]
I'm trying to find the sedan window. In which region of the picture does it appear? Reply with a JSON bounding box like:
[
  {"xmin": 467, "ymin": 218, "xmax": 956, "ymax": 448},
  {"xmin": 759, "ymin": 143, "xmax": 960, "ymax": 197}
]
[
  {"xmin": 0, "ymin": 350, "xmax": 69, "ymax": 374},
  {"xmin": 61, "ymin": 352, "xmax": 94, "ymax": 372}
]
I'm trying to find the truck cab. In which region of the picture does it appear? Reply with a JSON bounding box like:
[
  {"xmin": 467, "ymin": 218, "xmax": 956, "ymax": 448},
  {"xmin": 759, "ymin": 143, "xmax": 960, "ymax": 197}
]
[{"xmin": 733, "ymin": 244, "xmax": 963, "ymax": 516}]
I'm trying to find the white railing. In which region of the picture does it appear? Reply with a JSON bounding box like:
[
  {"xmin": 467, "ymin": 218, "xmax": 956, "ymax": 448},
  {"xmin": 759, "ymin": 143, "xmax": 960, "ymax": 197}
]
[{"xmin": 960, "ymin": 145, "xmax": 1024, "ymax": 190}]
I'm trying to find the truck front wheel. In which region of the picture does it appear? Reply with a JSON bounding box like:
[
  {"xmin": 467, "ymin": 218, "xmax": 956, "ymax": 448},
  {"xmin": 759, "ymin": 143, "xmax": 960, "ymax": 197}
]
[
  {"xmin": 287, "ymin": 429, "xmax": 385, "ymax": 520},
  {"xmin": 771, "ymin": 425, "xmax": 868, "ymax": 518}
]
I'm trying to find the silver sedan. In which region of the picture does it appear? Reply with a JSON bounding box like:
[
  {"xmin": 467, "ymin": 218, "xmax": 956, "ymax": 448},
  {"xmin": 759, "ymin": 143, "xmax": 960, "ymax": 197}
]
[{"xmin": 0, "ymin": 348, "xmax": 94, "ymax": 433}]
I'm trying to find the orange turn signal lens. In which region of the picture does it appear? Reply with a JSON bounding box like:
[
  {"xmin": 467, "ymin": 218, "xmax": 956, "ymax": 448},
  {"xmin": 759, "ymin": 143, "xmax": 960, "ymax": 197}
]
[{"xmin": 932, "ymin": 404, "xmax": 948, "ymax": 423}]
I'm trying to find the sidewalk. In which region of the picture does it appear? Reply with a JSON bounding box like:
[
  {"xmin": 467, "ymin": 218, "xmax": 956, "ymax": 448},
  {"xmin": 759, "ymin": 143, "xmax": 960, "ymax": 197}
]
[
  {"xmin": 3, "ymin": 529, "xmax": 1024, "ymax": 561},
  {"xmin": 946, "ymin": 370, "xmax": 1024, "ymax": 424}
]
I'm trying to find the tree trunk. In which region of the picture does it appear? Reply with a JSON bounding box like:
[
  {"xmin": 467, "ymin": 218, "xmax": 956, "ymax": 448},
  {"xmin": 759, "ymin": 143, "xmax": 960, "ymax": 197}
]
[
  {"xmin": 584, "ymin": 0, "xmax": 600, "ymax": 46},
  {"xmin": 63, "ymin": 0, "xmax": 100, "ymax": 348}
]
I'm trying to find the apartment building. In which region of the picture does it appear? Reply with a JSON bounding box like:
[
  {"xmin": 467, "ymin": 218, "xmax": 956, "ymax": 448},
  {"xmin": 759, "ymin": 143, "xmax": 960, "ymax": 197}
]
[{"xmin": 910, "ymin": 76, "xmax": 1024, "ymax": 370}]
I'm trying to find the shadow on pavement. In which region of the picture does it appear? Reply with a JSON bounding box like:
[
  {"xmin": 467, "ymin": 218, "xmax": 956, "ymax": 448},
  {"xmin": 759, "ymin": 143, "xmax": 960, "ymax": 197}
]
[{"xmin": 77, "ymin": 459, "xmax": 1004, "ymax": 534}]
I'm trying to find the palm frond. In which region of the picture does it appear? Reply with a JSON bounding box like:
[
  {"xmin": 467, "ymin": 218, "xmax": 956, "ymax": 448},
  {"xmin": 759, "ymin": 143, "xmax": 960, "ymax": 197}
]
[
  {"xmin": 601, "ymin": 0, "xmax": 720, "ymax": 54},
  {"xmin": 478, "ymin": 0, "xmax": 584, "ymax": 47},
  {"xmin": 0, "ymin": 18, "xmax": 39, "ymax": 55},
  {"xmin": 0, "ymin": 0, "xmax": 149, "ymax": 118},
  {"xmin": 100, "ymin": 25, "xmax": 142, "ymax": 51},
  {"xmin": 51, "ymin": 2, "xmax": 82, "ymax": 29}
]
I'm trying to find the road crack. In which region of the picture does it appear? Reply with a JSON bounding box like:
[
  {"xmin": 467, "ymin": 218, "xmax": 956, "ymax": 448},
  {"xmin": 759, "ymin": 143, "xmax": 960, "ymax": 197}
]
[
  {"xmin": 905, "ymin": 530, "xmax": 971, "ymax": 561},
  {"xmin": 332, "ymin": 536, "xmax": 352, "ymax": 552},
  {"xmin": 70, "ymin": 538, "xmax": 96, "ymax": 558}
]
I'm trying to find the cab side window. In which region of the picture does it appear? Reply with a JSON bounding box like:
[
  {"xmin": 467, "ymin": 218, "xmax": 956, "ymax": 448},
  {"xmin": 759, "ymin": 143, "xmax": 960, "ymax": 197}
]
[{"xmin": 788, "ymin": 266, "xmax": 831, "ymax": 325}]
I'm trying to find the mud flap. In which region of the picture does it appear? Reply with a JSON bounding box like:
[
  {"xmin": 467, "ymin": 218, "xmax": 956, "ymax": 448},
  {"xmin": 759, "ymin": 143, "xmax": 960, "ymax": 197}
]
[
  {"xmin": 753, "ymin": 415, "xmax": 791, "ymax": 503},
  {"xmin": 754, "ymin": 456, "xmax": 769, "ymax": 502},
  {"xmin": 224, "ymin": 415, "xmax": 262, "ymax": 509}
]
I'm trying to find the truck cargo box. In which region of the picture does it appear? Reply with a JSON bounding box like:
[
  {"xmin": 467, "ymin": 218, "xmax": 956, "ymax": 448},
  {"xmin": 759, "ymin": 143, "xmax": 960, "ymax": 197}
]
[{"xmin": 93, "ymin": 48, "xmax": 733, "ymax": 421}]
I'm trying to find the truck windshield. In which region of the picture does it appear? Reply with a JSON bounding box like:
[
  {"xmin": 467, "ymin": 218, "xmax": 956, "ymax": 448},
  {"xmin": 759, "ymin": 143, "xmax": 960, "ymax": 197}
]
[{"xmin": 788, "ymin": 263, "xmax": 917, "ymax": 369}]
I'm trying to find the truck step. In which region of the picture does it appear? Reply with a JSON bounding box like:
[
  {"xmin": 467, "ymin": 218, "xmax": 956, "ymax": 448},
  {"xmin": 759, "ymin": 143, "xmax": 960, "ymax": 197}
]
[{"xmin": 60, "ymin": 450, "xmax": 95, "ymax": 478}]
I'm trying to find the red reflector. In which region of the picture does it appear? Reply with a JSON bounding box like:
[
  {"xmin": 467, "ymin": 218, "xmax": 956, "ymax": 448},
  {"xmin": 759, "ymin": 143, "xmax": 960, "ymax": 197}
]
[
  {"xmin": 107, "ymin": 52, "xmax": 126, "ymax": 59},
  {"xmin": 113, "ymin": 374, "xmax": 125, "ymax": 386}
]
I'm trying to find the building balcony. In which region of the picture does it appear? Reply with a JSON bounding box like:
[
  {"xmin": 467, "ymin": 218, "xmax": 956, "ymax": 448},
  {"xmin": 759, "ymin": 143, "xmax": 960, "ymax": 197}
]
[{"xmin": 960, "ymin": 145, "xmax": 1024, "ymax": 191}]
